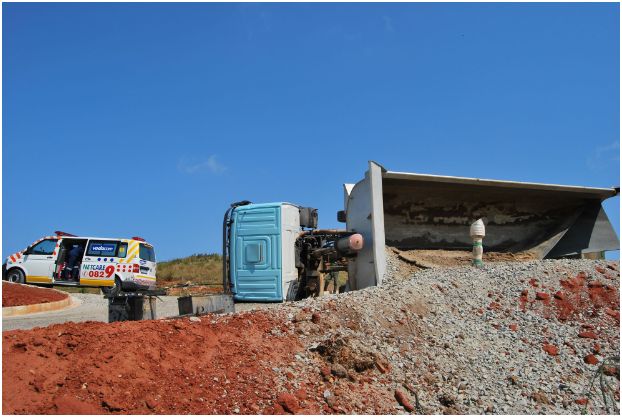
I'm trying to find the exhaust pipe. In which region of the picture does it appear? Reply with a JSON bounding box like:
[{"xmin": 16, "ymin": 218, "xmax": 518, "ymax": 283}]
[{"xmin": 335, "ymin": 233, "xmax": 364, "ymax": 254}]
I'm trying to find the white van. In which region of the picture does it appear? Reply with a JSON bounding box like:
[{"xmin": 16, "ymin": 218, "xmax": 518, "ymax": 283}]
[{"xmin": 2, "ymin": 232, "xmax": 157, "ymax": 295}]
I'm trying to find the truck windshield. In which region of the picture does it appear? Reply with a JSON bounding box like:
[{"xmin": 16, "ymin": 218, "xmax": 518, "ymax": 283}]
[{"xmin": 139, "ymin": 244, "xmax": 156, "ymax": 262}]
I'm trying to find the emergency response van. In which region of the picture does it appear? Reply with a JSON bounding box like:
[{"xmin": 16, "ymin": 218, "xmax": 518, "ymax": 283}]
[{"xmin": 2, "ymin": 232, "xmax": 157, "ymax": 295}]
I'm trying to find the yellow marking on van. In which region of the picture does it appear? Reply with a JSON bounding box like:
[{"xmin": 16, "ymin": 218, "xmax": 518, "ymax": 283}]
[
  {"xmin": 80, "ymin": 279, "xmax": 114, "ymax": 286},
  {"xmin": 26, "ymin": 275, "xmax": 52, "ymax": 283},
  {"xmin": 125, "ymin": 250, "xmax": 138, "ymax": 262},
  {"xmin": 135, "ymin": 275, "xmax": 156, "ymax": 281},
  {"xmin": 122, "ymin": 243, "xmax": 139, "ymax": 262}
]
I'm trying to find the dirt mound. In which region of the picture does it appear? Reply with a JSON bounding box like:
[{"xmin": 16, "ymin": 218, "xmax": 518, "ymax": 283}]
[
  {"xmin": 3, "ymin": 311, "xmax": 314, "ymax": 414},
  {"xmin": 2, "ymin": 282, "xmax": 68, "ymax": 307},
  {"xmin": 2, "ymin": 255, "xmax": 619, "ymax": 415}
]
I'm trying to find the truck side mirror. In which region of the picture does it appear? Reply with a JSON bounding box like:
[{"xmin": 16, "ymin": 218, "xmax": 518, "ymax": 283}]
[{"xmin": 337, "ymin": 210, "xmax": 346, "ymax": 223}]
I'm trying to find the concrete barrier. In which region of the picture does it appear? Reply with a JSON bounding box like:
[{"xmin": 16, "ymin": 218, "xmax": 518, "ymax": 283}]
[{"xmin": 178, "ymin": 294, "xmax": 235, "ymax": 316}]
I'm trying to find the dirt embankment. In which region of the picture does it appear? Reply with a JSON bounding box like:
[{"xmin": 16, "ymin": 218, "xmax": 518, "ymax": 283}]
[
  {"xmin": 3, "ymin": 312, "xmax": 312, "ymax": 414},
  {"xmin": 2, "ymin": 282, "xmax": 68, "ymax": 307},
  {"xmin": 2, "ymin": 255, "xmax": 620, "ymax": 415}
]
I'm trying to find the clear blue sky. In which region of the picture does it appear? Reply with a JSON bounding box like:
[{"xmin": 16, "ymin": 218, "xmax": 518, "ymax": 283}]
[{"xmin": 3, "ymin": 2, "xmax": 620, "ymax": 261}]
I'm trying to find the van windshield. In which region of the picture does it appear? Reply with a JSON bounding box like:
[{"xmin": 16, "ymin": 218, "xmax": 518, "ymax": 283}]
[{"xmin": 139, "ymin": 244, "xmax": 156, "ymax": 262}]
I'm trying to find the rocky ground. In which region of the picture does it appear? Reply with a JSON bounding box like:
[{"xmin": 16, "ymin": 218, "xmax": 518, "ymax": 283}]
[
  {"xmin": 2, "ymin": 250, "xmax": 620, "ymax": 414},
  {"xmin": 2, "ymin": 282, "xmax": 68, "ymax": 307}
]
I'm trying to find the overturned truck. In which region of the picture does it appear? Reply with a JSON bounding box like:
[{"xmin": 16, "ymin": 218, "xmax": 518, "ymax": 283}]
[
  {"xmin": 222, "ymin": 162, "xmax": 618, "ymax": 302},
  {"xmin": 344, "ymin": 161, "xmax": 620, "ymax": 290}
]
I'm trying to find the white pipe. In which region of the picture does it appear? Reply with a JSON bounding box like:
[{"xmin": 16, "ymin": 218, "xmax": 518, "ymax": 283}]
[{"xmin": 470, "ymin": 219, "xmax": 486, "ymax": 267}]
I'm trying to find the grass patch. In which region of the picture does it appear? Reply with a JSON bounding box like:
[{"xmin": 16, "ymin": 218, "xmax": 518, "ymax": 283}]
[{"xmin": 157, "ymin": 253, "xmax": 222, "ymax": 287}]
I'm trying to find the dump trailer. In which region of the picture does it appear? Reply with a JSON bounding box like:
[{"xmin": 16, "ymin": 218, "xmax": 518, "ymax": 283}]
[
  {"xmin": 343, "ymin": 161, "xmax": 620, "ymax": 290},
  {"xmin": 222, "ymin": 201, "xmax": 363, "ymax": 302}
]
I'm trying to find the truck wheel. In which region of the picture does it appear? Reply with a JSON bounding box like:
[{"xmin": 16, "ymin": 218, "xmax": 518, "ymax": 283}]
[
  {"xmin": 286, "ymin": 281, "xmax": 299, "ymax": 302},
  {"xmin": 6, "ymin": 269, "xmax": 25, "ymax": 284},
  {"xmin": 101, "ymin": 277, "xmax": 122, "ymax": 297}
]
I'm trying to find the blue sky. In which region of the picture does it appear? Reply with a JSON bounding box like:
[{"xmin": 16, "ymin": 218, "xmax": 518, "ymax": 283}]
[{"xmin": 3, "ymin": 2, "xmax": 620, "ymax": 261}]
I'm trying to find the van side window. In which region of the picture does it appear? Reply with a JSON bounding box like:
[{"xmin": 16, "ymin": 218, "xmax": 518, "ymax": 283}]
[
  {"xmin": 117, "ymin": 243, "xmax": 128, "ymax": 258},
  {"xmin": 86, "ymin": 241, "xmax": 119, "ymax": 257},
  {"xmin": 30, "ymin": 239, "xmax": 57, "ymax": 255}
]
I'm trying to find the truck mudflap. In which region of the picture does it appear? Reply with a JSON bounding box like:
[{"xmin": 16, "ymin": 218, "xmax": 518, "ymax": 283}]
[{"xmin": 345, "ymin": 161, "xmax": 619, "ymax": 290}]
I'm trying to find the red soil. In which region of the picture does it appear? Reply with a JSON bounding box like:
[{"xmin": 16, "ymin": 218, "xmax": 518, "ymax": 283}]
[
  {"xmin": 394, "ymin": 389, "xmax": 415, "ymax": 412},
  {"xmin": 554, "ymin": 272, "xmax": 618, "ymax": 322},
  {"xmin": 583, "ymin": 354, "xmax": 599, "ymax": 365},
  {"xmin": 520, "ymin": 269, "xmax": 619, "ymax": 325},
  {"xmin": 2, "ymin": 311, "xmax": 308, "ymax": 414},
  {"xmin": 519, "ymin": 289, "xmax": 529, "ymax": 311},
  {"xmin": 542, "ymin": 343, "xmax": 559, "ymax": 356},
  {"xmin": 535, "ymin": 292, "xmax": 550, "ymax": 301},
  {"xmin": 2, "ymin": 282, "xmax": 68, "ymax": 307},
  {"xmin": 578, "ymin": 331, "xmax": 598, "ymax": 340}
]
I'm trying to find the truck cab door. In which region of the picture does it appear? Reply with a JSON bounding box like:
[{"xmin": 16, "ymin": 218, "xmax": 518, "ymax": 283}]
[{"xmin": 22, "ymin": 239, "xmax": 58, "ymax": 283}]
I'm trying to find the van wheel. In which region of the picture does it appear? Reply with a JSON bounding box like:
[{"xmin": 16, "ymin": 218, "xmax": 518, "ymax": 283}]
[
  {"xmin": 6, "ymin": 269, "xmax": 25, "ymax": 284},
  {"xmin": 101, "ymin": 277, "xmax": 122, "ymax": 297}
]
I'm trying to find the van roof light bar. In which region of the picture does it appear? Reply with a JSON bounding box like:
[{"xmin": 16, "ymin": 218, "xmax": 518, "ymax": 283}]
[{"xmin": 55, "ymin": 231, "xmax": 77, "ymax": 237}]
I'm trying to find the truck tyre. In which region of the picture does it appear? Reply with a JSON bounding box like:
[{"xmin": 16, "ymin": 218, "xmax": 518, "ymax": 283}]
[
  {"xmin": 286, "ymin": 281, "xmax": 299, "ymax": 302},
  {"xmin": 6, "ymin": 269, "xmax": 25, "ymax": 284},
  {"xmin": 101, "ymin": 277, "xmax": 122, "ymax": 297}
]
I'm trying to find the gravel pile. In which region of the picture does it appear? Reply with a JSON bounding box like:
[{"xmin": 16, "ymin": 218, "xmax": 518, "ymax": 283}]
[
  {"xmin": 273, "ymin": 248, "xmax": 620, "ymax": 414},
  {"xmin": 4, "ymin": 248, "xmax": 619, "ymax": 415}
]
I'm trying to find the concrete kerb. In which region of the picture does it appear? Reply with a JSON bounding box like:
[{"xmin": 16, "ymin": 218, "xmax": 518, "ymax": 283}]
[{"xmin": 2, "ymin": 284, "xmax": 78, "ymax": 317}]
